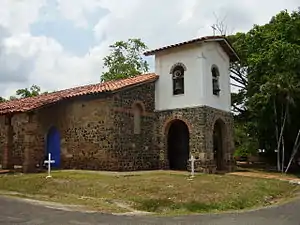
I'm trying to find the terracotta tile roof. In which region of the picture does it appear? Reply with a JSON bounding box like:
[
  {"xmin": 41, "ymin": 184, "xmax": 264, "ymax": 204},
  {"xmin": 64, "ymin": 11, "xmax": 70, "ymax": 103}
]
[
  {"xmin": 144, "ymin": 35, "xmax": 240, "ymax": 62},
  {"xmin": 0, "ymin": 73, "xmax": 158, "ymax": 115}
]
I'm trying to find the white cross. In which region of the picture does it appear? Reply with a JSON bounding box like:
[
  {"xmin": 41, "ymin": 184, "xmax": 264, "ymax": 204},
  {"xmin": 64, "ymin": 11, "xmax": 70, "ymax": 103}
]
[
  {"xmin": 44, "ymin": 153, "xmax": 55, "ymax": 178},
  {"xmin": 189, "ymin": 155, "xmax": 196, "ymax": 178}
]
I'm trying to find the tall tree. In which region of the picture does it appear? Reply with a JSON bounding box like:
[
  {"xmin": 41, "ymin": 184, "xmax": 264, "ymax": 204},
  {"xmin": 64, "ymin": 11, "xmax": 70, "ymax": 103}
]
[
  {"xmin": 229, "ymin": 9, "xmax": 300, "ymax": 170},
  {"xmin": 101, "ymin": 38, "xmax": 149, "ymax": 82}
]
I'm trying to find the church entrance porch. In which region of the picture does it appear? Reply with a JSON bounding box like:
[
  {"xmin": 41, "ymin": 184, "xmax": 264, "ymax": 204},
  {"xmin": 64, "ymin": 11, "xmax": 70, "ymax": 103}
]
[
  {"xmin": 167, "ymin": 119, "xmax": 190, "ymax": 171},
  {"xmin": 213, "ymin": 119, "xmax": 226, "ymax": 171}
]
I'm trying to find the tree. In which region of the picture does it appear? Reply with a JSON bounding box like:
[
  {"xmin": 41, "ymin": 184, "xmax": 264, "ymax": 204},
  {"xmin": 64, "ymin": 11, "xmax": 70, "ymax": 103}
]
[
  {"xmin": 228, "ymin": 9, "xmax": 300, "ymax": 171},
  {"xmin": 8, "ymin": 84, "xmax": 47, "ymax": 100},
  {"xmin": 101, "ymin": 38, "xmax": 149, "ymax": 82},
  {"xmin": 9, "ymin": 96, "xmax": 17, "ymax": 101},
  {"xmin": 0, "ymin": 97, "xmax": 6, "ymax": 102},
  {"xmin": 16, "ymin": 84, "xmax": 42, "ymax": 98}
]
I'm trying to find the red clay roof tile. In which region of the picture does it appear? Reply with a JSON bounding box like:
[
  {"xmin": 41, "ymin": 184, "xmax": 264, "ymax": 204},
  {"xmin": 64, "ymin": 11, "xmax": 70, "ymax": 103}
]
[{"xmin": 0, "ymin": 73, "xmax": 158, "ymax": 115}]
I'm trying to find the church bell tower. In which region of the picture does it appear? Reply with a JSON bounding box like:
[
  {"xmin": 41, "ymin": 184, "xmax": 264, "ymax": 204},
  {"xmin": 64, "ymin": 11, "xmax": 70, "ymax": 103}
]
[{"xmin": 144, "ymin": 36, "xmax": 239, "ymax": 173}]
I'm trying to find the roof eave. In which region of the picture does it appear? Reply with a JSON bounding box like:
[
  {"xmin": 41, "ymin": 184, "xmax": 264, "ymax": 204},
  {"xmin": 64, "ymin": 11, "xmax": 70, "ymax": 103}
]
[
  {"xmin": 144, "ymin": 37, "xmax": 240, "ymax": 62},
  {"xmin": 203, "ymin": 38, "xmax": 240, "ymax": 62},
  {"xmin": 0, "ymin": 75, "xmax": 159, "ymax": 116},
  {"xmin": 110, "ymin": 76, "xmax": 159, "ymax": 94}
]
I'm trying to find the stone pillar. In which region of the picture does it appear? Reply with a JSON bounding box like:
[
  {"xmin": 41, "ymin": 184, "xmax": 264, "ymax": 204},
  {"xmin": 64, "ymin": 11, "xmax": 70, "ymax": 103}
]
[
  {"xmin": 2, "ymin": 115, "xmax": 14, "ymax": 170},
  {"xmin": 23, "ymin": 122, "xmax": 38, "ymax": 173},
  {"xmin": 159, "ymin": 148, "xmax": 168, "ymax": 169}
]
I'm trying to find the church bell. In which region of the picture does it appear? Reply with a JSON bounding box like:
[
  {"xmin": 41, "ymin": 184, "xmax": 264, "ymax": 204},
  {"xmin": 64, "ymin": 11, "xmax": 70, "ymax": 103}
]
[{"xmin": 175, "ymin": 81, "xmax": 182, "ymax": 91}]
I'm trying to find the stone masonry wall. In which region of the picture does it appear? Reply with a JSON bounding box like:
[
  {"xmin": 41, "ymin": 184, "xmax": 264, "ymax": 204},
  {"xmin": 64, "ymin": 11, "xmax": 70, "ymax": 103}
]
[
  {"xmin": 0, "ymin": 116, "xmax": 4, "ymax": 168},
  {"xmin": 0, "ymin": 113, "xmax": 32, "ymax": 169},
  {"xmin": 0, "ymin": 116, "xmax": 4, "ymax": 167},
  {"xmin": 0, "ymin": 94, "xmax": 117, "ymax": 171},
  {"xmin": 155, "ymin": 106, "xmax": 235, "ymax": 173},
  {"xmin": 112, "ymin": 82, "xmax": 159, "ymax": 171},
  {"xmin": 34, "ymin": 95, "xmax": 117, "ymax": 170},
  {"xmin": 0, "ymin": 81, "xmax": 158, "ymax": 172}
]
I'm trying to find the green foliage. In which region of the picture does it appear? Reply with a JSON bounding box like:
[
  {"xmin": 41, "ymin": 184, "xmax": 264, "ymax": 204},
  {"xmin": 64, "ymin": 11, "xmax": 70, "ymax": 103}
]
[
  {"xmin": 101, "ymin": 38, "xmax": 149, "ymax": 82},
  {"xmin": 0, "ymin": 97, "xmax": 6, "ymax": 102},
  {"xmin": 6, "ymin": 84, "xmax": 47, "ymax": 100},
  {"xmin": 230, "ymin": 8, "xmax": 300, "ymax": 164},
  {"xmin": 15, "ymin": 84, "xmax": 42, "ymax": 98},
  {"xmin": 9, "ymin": 96, "xmax": 17, "ymax": 101},
  {"xmin": 234, "ymin": 123, "xmax": 259, "ymax": 157}
]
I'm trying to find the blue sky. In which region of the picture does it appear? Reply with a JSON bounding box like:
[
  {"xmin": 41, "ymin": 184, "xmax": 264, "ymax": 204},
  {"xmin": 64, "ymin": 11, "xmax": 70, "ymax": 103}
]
[
  {"xmin": 30, "ymin": 0, "xmax": 106, "ymax": 56},
  {"xmin": 0, "ymin": 0, "xmax": 299, "ymax": 97}
]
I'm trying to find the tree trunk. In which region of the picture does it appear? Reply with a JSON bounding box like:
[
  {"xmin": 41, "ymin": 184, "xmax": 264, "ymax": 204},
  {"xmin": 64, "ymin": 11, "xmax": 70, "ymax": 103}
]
[
  {"xmin": 273, "ymin": 99, "xmax": 281, "ymax": 171},
  {"xmin": 281, "ymin": 137, "xmax": 285, "ymax": 173},
  {"xmin": 285, "ymin": 128, "xmax": 300, "ymax": 173},
  {"xmin": 276, "ymin": 102, "xmax": 288, "ymax": 172}
]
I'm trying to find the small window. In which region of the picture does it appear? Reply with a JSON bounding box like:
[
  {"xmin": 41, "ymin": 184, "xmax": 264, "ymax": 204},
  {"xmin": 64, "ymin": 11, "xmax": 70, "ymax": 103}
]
[
  {"xmin": 212, "ymin": 66, "xmax": 220, "ymax": 96},
  {"xmin": 133, "ymin": 104, "xmax": 143, "ymax": 134},
  {"xmin": 172, "ymin": 66, "xmax": 185, "ymax": 95}
]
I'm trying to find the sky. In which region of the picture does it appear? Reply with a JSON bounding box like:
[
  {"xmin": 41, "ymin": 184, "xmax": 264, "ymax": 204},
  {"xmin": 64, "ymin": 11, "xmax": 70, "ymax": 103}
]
[{"xmin": 0, "ymin": 0, "xmax": 299, "ymax": 98}]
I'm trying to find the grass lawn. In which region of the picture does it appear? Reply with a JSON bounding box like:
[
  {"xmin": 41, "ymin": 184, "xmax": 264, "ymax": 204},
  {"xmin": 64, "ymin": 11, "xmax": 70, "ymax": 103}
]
[{"xmin": 0, "ymin": 170, "xmax": 299, "ymax": 215}]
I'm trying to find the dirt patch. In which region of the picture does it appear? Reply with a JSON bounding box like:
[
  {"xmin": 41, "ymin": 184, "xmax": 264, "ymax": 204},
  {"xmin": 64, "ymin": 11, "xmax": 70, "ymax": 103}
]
[{"xmin": 230, "ymin": 172, "xmax": 300, "ymax": 183}]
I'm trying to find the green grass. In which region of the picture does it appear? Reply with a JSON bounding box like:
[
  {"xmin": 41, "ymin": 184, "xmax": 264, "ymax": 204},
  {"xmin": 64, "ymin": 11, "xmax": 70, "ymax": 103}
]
[{"xmin": 0, "ymin": 170, "xmax": 298, "ymax": 215}]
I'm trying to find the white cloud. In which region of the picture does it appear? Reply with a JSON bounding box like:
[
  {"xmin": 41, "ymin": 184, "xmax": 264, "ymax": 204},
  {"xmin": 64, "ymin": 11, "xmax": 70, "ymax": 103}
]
[
  {"xmin": 1, "ymin": 32, "xmax": 104, "ymax": 96},
  {"xmin": 0, "ymin": 0, "xmax": 299, "ymax": 98},
  {"xmin": 0, "ymin": 0, "xmax": 47, "ymax": 34},
  {"xmin": 56, "ymin": 0, "xmax": 104, "ymax": 28}
]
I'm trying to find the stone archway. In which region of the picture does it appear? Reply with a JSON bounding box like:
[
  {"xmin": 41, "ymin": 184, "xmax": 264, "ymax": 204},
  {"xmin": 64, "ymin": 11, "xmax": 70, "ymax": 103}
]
[
  {"xmin": 213, "ymin": 119, "xmax": 226, "ymax": 171},
  {"xmin": 167, "ymin": 119, "xmax": 190, "ymax": 170}
]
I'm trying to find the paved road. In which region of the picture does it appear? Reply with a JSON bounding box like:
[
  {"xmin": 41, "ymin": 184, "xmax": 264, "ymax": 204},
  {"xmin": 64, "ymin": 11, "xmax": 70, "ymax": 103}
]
[{"xmin": 0, "ymin": 196, "xmax": 300, "ymax": 225}]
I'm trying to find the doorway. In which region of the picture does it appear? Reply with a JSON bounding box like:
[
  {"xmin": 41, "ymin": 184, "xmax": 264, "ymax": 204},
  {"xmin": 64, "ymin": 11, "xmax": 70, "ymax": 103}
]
[
  {"xmin": 213, "ymin": 119, "xmax": 225, "ymax": 170},
  {"xmin": 46, "ymin": 126, "xmax": 61, "ymax": 168},
  {"xmin": 167, "ymin": 119, "xmax": 190, "ymax": 170}
]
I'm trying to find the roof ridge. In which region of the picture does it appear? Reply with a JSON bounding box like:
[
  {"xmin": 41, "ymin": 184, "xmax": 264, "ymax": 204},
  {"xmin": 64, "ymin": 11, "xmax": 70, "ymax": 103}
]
[{"xmin": 0, "ymin": 73, "xmax": 158, "ymax": 115}]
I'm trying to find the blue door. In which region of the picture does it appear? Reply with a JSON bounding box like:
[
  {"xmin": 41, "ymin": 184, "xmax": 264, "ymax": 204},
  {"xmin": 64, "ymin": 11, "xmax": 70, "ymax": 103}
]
[{"xmin": 46, "ymin": 127, "xmax": 61, "ymax": 168}]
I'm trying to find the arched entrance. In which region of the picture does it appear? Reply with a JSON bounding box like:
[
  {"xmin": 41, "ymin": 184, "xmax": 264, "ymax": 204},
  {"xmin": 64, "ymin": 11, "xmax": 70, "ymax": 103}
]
[
  {"xmin": 167, "ymin": 119, "xmax": 190, "ymax": 170},
  {"xmin": 46, "ymin": 127, "xmax": 61, "ymax": 168},
  {"xmin": 213, "ymin": 119, "xmax": 225, "ymax": 171}
]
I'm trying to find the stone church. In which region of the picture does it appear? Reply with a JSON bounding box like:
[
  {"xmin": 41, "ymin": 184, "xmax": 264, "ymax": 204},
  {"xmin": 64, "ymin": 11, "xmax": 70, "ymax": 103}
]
[{"xmin": 0, "ymin": 35, "xmax": 239, "ymax": 173}]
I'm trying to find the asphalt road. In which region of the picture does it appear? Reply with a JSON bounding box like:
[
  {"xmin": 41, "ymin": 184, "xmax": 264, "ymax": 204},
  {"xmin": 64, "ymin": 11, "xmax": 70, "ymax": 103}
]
[{"xmin": 0, "ymin": 196, "xmax": 300, "ymax": 225}]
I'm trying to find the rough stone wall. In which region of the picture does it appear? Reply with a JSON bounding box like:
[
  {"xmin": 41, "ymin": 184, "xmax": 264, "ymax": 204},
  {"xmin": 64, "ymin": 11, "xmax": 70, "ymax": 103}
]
[
  {"xmin": 0, "ymin": 81, "xmax": 158, "ymax": 172},
  {"xmin": 34, "ymin": 95, "xmax": 116, "ymax": 170},
  {"xmin": 0, "ymin": 81, "xmax": 235, "ymax": 174},
  {"xmin": 0, "ymin": 114, "xmax": 31, "ymax": 168},
  {"xmin": 156, "ymin": 106, "xmax": 235, "ymax": 173},
  {"xmin": 112, "ymin": 82, "xmax": 159, "ymax": 171},
  {"xmin": 12, "ymin": 114, "xmax": 31, "ymax": 166},
  {"xmin": 0, "ymin": 116, "xmax": 4, "ymax": 168},
  {"xmin": 0, "ymin": 95, "xmax": 117, "ymax": 171},
  {"xmin": 204, "ymin": 106, "xmax": 235, "ymax": 172}
]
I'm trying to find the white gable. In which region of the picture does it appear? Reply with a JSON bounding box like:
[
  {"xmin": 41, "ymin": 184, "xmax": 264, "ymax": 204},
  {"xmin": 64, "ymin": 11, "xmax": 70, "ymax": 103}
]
[{"xmin": 149, "ymin": 39, "xmax": 234, "ymax": 112}]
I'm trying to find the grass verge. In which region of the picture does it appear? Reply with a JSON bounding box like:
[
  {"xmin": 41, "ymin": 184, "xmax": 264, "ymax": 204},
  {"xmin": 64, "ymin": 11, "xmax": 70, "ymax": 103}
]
[{"xmin": 0, "ymin": 170, "xmax": 299, "ymax": 215}]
